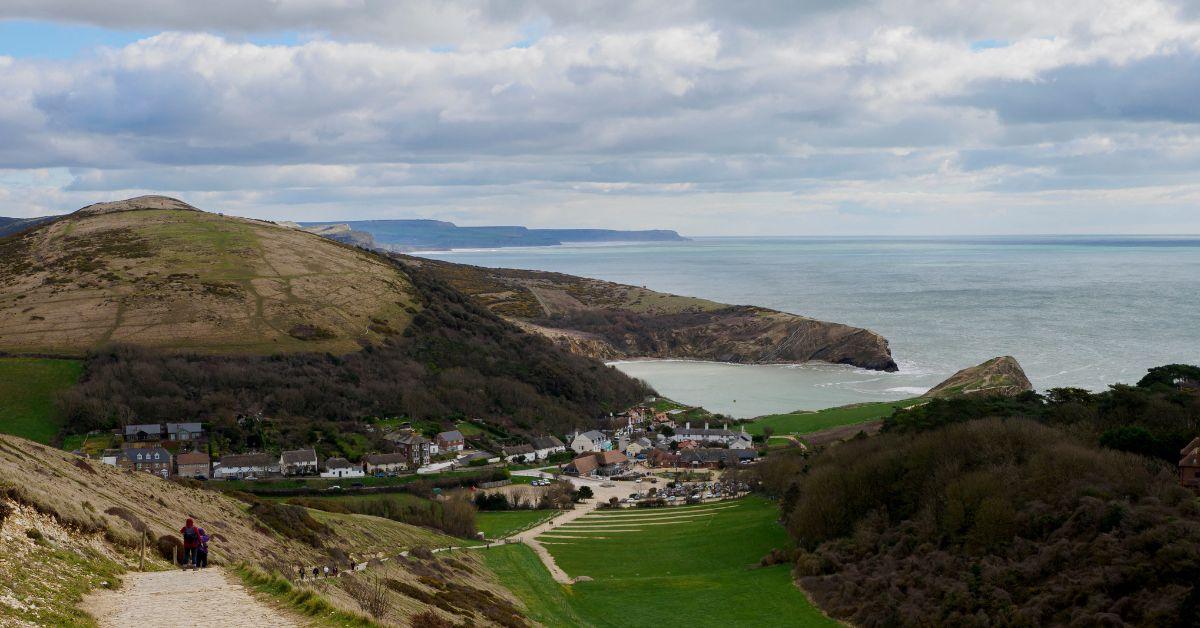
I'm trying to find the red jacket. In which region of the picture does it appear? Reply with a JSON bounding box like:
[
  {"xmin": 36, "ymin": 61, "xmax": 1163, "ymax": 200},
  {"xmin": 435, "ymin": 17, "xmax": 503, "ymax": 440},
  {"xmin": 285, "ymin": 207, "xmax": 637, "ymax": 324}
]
[{"xmin": 181, "ymin": 524, "xmax": 201, "ymax": 549}]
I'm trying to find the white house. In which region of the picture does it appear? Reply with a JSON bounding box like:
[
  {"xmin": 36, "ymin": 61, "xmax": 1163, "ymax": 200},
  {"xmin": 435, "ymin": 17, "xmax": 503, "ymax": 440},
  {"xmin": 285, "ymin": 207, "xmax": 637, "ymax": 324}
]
[
  {"xmin": 279, "ymin": 448, "xmax": 319, "ymax": 476},
  {"xmin": 214, "ymin": 453, "xmax": 280, "ymax": 479},
  {"xmin": 501, "ymin": 443, "xmax": 536, "ymax": 463},
  {"xmin": 321, "ymin": 457, "xmax": 365, "ymax": 479},
  {"xmin": 531, "ymin": 436, "xmax": 567, "ymax": 460},
  {"xmin": 363, "ymin": 452, "xmax": 407, "ymax": 475},
  {"xmin": 570, "ymin": 430, "xmax": 612, "ymax": 454},
  {"xmin": 670, "ymin": 423, "xmax": 747, "ymax": 446}
]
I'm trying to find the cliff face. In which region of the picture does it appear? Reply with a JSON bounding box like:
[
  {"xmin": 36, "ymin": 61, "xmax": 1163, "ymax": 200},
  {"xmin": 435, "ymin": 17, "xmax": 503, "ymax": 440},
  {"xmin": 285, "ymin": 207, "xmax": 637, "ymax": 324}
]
[
  {"xmin": 923, "ymin": 356, "xmax": 1033, "ymax": 398},
  {"xmin": 399, "ymin": 256, "xmax": 899, "ymax": 372}
]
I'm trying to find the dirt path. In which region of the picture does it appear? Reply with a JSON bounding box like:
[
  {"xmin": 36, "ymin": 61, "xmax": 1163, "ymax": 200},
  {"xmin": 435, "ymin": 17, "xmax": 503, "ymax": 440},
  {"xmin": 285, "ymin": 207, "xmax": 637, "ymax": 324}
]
[{"xmin": 84, "ymin": 567, "xmax": 302, "ymax": 627}]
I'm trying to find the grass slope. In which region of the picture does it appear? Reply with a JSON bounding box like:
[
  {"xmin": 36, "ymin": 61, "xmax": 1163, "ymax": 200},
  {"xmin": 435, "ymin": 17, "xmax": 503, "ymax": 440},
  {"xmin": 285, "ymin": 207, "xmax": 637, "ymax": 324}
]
[
  {"xmin": 480, "ymin": 544, "xmax": 592, "ymax": 627},
  {"xmin": 487, "ymin": 498, "xmax": 838, "ymax": 627},
  {"xmin": 0, "ymin": 357, "xmax": 82, "ymax": 443},
  {"xmin": 747, "ymin": 398, "xmax": 922, "ymax": 437},
  {"xmin": 475, "ymin": 510, "xmax": 557, "ymax": 540}
]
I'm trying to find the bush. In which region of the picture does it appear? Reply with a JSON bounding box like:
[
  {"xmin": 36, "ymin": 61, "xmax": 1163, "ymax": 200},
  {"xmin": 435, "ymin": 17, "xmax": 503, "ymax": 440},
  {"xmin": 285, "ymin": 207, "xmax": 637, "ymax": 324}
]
[
  {"xmin": 410, "ymin": 610, "xmax": 453, "ymax": 628},
  {"xmin": 248, "ymin": 501, "xmax": 331, "ymax": 548}
]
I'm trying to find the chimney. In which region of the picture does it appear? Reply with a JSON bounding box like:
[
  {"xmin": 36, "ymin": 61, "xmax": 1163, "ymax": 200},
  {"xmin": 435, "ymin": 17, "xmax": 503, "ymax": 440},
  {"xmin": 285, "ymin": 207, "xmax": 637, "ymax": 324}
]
[
  {"xmin": 686, "ymin": 422, "xmax": 691, "ymax": 430},
  {"xmin": 704, "ymin": 422, "xmax": 709, "ymax": 431},
  {"xmin": 722, "ymin": 423, "xmax": 727, "ymax": 431}
]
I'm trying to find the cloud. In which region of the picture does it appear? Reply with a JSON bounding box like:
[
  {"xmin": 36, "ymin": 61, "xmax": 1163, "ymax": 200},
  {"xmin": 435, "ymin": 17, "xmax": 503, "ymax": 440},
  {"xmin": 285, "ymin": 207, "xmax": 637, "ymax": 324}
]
[{"xmin": 0, "ymin": 1, "xmax": 1197, "ymax": 233}]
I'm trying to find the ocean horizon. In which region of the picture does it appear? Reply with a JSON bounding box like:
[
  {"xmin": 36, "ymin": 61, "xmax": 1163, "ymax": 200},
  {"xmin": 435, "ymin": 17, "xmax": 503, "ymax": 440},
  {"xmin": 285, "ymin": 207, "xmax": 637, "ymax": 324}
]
[{"xmin": 419, "ymin": 235, "xmax": 1200, "ymax": 417}]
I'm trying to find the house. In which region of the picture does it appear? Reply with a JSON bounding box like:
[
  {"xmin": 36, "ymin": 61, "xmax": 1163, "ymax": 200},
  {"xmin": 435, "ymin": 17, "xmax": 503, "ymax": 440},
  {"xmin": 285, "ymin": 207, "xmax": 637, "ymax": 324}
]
[
  {"xmin": 100, "ymin": 449, "xmax": 122, "ymax": 466},
  {"xmin": 118, "ymin": 446, "xmax": 172, "ymax": 478},
  {"xmin": 1181, "ymin": 437, "xmax": 1200, "ymax": 491},
  {"xmin": 393, "ymin": 434, "xmax": 432, "ymax": 467},
  {"xmin": 364, "ymin": 453, "xmax": 408, "ymax": 475},
  {"xmin": 436, "ymin": 430, "xmax": 466, "ymax": 453},
  {"xmin": 565, "ymin": 450, "xmax": 629, "ymax": 477},
  {"xmin": 280, "ymin": 448, "xmax": 319, "ymax": 476},
  {"xmin": 501, "ymin": 443, "xmax": 536, "ymax": 463},
  {"xmin": 570, "ymin": 430, "xmax": 612, "ymax": 454},
  {"xmin": 213, "ymin": 452, "xmax": 280, "ymax": 479},
  {"xmin": 531, "ymin": 435, "xmax": 567, "ymax": 460},
  {"xmin": 680, "ymin": 448, "xmax": 758, "ymax": 469},
  {"xmin": 176, "ymin": 452, "xmax": 211, "ymax": 478},
  {"xmin": 670, "ymin": 422, "xmax": 746, "ymax": 446},
  {"xmin": 625, "ymin": 437, "xmax": 653, "ymax": 457},
  {"xmin": 677, "ymin": 439, "xmax": 698, "ymax": 450},
  {"xmin": 645, "ymin": 448, "xmax": 681, "ymax": 468},
  {"xmin": 124, "ymin": 423, "xmax": 164, "ymax": 442},
  {"xmin": 321, "ymin": 457, "xmax": 364, "ymax": 478},
  {"xmin": 728, "ymin": 432, "xmax": 755, "ymax": 450},
  {"xmin": 166, "ymin": 422, "xmax": 204, "ymax": 442}
]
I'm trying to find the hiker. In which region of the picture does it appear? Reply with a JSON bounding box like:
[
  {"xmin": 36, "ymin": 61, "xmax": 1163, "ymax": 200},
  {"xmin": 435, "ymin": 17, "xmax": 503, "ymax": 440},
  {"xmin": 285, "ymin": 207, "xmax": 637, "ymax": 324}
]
[
  {"xmin": 180, "ymin": 518, "xmax": 201, "ymax": 571},
  {"xmin": 323, "ymin": 566, "xmax": 330, "ymax": 578},
  {"xmin": 312, "ymin": 566, "xmax": 319, "ymax": 579},
  {"xmin": 331, "ymin": 565, "xmax": 339, "ymax": 577},
  {"xmin": 298, "ymin": 566, "xmax": 305, "ymax": 581},
  {"xmin": 196, "ymin": 528, "xmax": 210, "ymax": 569}
]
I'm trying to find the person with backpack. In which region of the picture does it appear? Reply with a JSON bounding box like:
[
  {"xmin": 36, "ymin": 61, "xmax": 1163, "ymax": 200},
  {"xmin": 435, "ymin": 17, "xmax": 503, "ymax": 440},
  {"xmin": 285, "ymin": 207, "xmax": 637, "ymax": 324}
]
[
  {"xmin": 196, "ymin": 528, "xmax": 210, "ymax": 569},
  {"xmin": 180, "ymin": 518, "xmax": 201, "ymax": 571}
]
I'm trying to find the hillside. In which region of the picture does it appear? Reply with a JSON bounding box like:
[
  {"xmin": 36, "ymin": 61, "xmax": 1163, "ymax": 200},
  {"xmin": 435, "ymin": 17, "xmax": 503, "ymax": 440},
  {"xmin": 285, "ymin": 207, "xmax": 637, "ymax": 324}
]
[
  {"xmin": 922, "ymin": 355, "xmax": 1033, "ymax": 398},
  {"xmin": 0, "ymin": 216, "xmax": 58, "ymax": 238},
  {"xmin": 300, "ymin": 219, "xmax": 687, "ymax": 251},
  {"xmin": 0, "ymin": 433, "xmax": 529, "ymax": 627},
  {"xmin": 0, "ymin": 196, "xmax": 418, "ymax": 356},
  {"xmin": 399, "ymin": 257, "xmax": 898, "ymax": 371},
  {"xmin": 0, "ymin": 196, "xmax": 649, "ymax": 443}
]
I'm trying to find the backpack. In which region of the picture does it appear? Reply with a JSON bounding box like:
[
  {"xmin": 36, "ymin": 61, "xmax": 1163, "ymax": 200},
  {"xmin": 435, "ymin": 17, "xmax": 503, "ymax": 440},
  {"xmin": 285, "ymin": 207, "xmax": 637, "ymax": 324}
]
[{"xmin": 183, "ymin": 527, "xmax": 198, "ymax": 544}]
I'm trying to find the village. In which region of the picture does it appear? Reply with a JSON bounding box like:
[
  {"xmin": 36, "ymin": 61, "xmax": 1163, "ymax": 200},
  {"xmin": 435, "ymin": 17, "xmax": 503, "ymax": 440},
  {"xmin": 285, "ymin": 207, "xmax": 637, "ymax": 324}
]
[{"xmin": 88, "ymin": 399, "xmax": 763, "ymax": 497}]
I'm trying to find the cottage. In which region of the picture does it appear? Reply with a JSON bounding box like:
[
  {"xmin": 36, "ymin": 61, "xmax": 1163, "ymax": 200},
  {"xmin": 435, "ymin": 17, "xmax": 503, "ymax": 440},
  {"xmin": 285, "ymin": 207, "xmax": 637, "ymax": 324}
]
[
  {"xmin": 680, "ymin": 448, "xmax": 757, "ymax": 469},
  {"xmin": 677, "ymin": 439, "xmax": 698, "ymax": 450},
  {"xmin": 124, "ymin": 423, "xmax": 164, "ymax": 442},
  {"xmin": 176, "ymin": 452, "xmax": 211, "ymax": 478},
  {"xmin": 321, "ymin": 457, "xmax": 365, "ymax": 479},
  {"xmin": 364, "ymin": 452, "xmax": 408, "ymax": 475},
  {"xmin": 1181, "ymin": 437, "xmax": 1200, "ymax": 490},
  {"xmin": 531, "ymin": 435, "xmax": 567, "ymax": 460},
  {"xmin": 436, "ymin": 430, "xmax": 466, "ymax": 453},
  {"xmin": 166, "ymin": 422, "xmax": 204, "ymax": 442},
  {"xmin": 213, "ymin": 452, "xmax": 280, "ymax": 479},
  {"xmin": 625, "ymin": 437, "xmax": 654, "ymax": 457},
  {"xmin": 280, "ymin": 448, "xmax": 319, "ymax": 476},
  {"xmin": 645, "ymin": 448, "xmax": 682, "ymax": 468},
  {"xmin": 118, "ymin": 446, "xmax": 173, "ymax": 478},
  {"xmin": 565, "ymin": 450, "xmax": 629, "ymax": 477},
  {"xmin": 501, "ymin": 443, "xmax": 536, "ymax": 463},
  {"xmin": 670, "ymin": 422, "xmax": 745, "ymax": 446},
  {"xmin": 570, "ymin": 430, "xmax": 612, "ymax": 454},
  {"xmin": 393, "ymin": 433, "xmax": 432, "ymax": 466}
]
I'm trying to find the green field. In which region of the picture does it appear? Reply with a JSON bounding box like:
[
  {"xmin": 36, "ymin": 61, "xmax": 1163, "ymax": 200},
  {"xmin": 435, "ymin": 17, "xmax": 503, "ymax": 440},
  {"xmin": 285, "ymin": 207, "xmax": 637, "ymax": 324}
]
[
  {"xmin": 745, "ymin": 398, "xmax": 923, "ymax": 437},
  {"xmin": 483, "ymin": 498, "xmax": 838, "ymax": 627},
  {"xmin": 0, "ymin": 358, "xmax": 83, "ymax": 443},
  {"xmin": 475, "ymin": 510, "xmax": 557, "ymax": 540}
]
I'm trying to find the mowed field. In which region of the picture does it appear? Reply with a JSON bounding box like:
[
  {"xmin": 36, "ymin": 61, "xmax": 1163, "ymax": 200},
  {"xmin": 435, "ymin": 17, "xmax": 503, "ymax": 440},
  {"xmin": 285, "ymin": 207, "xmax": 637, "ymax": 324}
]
[
  {"xmin": 475, "ymin": 510, "xmax": 558, "ymax": 540},
  {"xmin": 0, "ymin": 357, "xmax": 82, "ymax": 443},
  {"xmin": 746, "ymin": 398, "xmax": 923, "ymax": 437},
  {"xmin": 482, "ymin": 498, "xmax": 838, "ymax": 627}
]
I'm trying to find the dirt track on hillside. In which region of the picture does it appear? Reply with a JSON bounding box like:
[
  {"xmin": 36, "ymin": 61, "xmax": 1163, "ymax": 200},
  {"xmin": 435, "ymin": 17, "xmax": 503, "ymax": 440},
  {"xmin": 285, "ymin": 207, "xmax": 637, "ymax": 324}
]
[{"xmin": 83, "ymin": 567, "xmax": 301, "ymax": 627}]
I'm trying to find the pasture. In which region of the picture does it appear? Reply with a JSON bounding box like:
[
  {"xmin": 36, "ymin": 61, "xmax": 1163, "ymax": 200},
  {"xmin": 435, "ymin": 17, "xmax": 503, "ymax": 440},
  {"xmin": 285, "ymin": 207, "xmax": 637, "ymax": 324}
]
[
  {"xmin": 483, "ymin": 497, "xmax": 837, "ymax": 627},
  {"xmin": 746, "ymin": 398, "xmax": 923, "ymax": 437},
  {"xmin": 0, "ymin": 357, "xmax": 82, "ymax": 443}
]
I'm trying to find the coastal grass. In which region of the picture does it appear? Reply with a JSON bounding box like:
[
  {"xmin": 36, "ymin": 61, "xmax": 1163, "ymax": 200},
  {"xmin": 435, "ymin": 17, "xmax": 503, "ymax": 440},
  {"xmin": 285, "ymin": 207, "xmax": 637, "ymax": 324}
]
[
  {"xmin": 478, "ymin": 544, "xmax": 590, "ymax": 627},
  {"xmin": 475, "ymin": 510, "xmax": 558, "ymax": 540},
  {"xmin": 232, "ymin": 564, "xmax": 376, "ymax": 627},
  {"xmin": 746, "ymin": 398, "xmax": 923, "ymax": 437},
  {"xmin": 0, "ymin": 357, "xmax": 83, "ymax": 444},
  {"xmin": 487, "ymin": 497, "xmax": 837, "ymax": 627}
]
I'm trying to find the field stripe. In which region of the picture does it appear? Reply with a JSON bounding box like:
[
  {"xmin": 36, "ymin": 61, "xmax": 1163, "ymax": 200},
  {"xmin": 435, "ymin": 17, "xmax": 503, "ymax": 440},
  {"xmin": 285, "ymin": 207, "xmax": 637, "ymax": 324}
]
[{"xmin": 584, "ymin": 504, "xmax": 741, "ymax": 518}]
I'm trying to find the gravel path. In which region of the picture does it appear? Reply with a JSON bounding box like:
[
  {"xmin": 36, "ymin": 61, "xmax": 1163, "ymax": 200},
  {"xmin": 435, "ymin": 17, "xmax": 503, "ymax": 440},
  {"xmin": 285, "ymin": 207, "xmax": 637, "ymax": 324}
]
[{"xmin": 84, "ymin": 567, "xmax": 301, "ymax": 627}]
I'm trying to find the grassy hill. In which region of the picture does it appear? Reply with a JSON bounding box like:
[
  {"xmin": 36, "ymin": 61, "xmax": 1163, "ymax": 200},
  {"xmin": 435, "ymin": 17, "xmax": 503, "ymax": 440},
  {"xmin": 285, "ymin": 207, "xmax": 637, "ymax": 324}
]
[
  {"xmin": 747, "ymin": 399, "xmax": 923, "ymax": 438},
  {"xmin": 0, "ymin": 358, "xmax": 82, "ymax": 443},
  {"xmin": 0, "ymin": 432, "xmax": 531, "ymax": 626},
  {"xmin": 482, "ymin": 498, "xmax": 837, "ymax": 627},
  {"xmin": 0, "ymin": 196, "xmax": 417, "ymax": 356}
]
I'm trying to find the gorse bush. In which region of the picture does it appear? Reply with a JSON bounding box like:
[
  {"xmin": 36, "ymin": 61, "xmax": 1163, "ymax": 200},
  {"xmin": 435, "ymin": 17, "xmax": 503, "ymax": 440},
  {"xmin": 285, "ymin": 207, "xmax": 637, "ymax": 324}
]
[{"xmin": 770, "ymin": 418, "xmax": 1200, "ymax": 626}]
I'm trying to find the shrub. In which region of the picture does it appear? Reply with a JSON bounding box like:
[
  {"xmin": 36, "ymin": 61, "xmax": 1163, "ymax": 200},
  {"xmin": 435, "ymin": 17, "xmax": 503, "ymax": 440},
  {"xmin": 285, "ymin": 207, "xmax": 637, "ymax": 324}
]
[
  {"xmin": 248, "ymin": 501, "xmax": 331, "ymax": 548},
  {"xmin": 410, "ymin": 610, "xmax": 453, "ymax": 628}
]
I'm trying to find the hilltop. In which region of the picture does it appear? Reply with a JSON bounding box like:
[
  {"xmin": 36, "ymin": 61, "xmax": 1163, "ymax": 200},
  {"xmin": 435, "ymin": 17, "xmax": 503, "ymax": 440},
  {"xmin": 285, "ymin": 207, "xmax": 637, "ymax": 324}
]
[
  {"xmin": 0, "ymin": 196, "xmax": 418, "ymax": 355},
  {"xmin": 922, "ymin": 355, "xmax": 1033, "ymax": 399},
  {"xmin": 399, "ymin": 257, "xmax": 898, "ymax": 371}
]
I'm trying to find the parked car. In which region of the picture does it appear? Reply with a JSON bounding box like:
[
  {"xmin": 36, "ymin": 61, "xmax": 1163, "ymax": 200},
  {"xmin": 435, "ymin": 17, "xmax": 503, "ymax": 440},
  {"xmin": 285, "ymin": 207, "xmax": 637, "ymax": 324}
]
[
  {"xmin": 601, "ymin": 482, "xmax": 615, "ymax": 487},
  {"xmin": 326, "ymin": 485, "xmax": 342, "ymax": 491}
]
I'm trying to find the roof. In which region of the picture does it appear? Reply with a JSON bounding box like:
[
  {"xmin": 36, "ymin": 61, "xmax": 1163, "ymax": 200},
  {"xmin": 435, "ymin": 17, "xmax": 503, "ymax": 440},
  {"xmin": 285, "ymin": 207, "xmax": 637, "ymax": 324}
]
[
  {"xmin": 280, "ymin": 448, "xmax": 318, "ymax": 465},
  {"xmin": 166, "ymin": 422, "xmax": 204, "ymax": 434},
  {"xmin": 364, "ymin": 453, "xmax": 408, "ymax": 465},
  {"xmin": 436, "ymin": 430, "xmax": 465, "ymax": 442},
  {"xmin": 1182, "ymin": 437, "xmax": 1200, "ymax": 456},
  {"xmin": 532, "ymin": 436, "xmax": 565, "ymax": 450},
  {"xmin": 571, "ymin": 454, "xmax": 600, "ymax": 475},
  {"xmin": 575, "ymin": 430, "xmax": 607, "ymax": 442},
  {"xmin": 596, "ymin": 450, "xmax": 628, "ymax": 466},
  {"xmin": 681, "ymin": 448, "xmax": 757, "ymax": 464},
  {"xmin": 124, "ymin": 424, "xmax": 162, "ymax": 435},
  {"xmin": 325, "ymin": 457, "xmax": 356, "ymax": 470},
  {"xmin": 218, "ymin": 453, "xmax": 276, "ymax": 468},
  {"xmin": 502, "ymin": 444, "xmax": 535, "ymax": 456},
  {"xmin": 176, "ymin": 452, "xmax": 210, "ymax": 465},
  {"xmin": 676, "ymin": 428, "xmax": 737, "ymax": 438},
  {"xmin": 120, "ymin": 446, "xmax": 171, "ymax": 460},
  {"xmin": 392, "ymin": 433, "xmax": 430, "ymax": 446},
  {"xmin": 459, "ymin": 451, "xmax": 493, "ymax": 462}
]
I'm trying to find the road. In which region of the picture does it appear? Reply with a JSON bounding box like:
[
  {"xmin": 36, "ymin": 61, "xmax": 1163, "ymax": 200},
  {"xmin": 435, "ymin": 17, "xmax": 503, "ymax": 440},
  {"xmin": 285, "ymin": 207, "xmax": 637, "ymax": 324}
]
[{"xmin": 83, "ymin": 567, "xmax": 300, "ymax": 627}]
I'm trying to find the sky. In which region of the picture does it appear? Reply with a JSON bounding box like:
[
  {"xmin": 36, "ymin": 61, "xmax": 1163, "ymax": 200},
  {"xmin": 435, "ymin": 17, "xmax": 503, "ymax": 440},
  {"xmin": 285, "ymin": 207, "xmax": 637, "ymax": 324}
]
[{"xmin": 0, "ymin": 1, "xmax": 1199, "ymax": 235}]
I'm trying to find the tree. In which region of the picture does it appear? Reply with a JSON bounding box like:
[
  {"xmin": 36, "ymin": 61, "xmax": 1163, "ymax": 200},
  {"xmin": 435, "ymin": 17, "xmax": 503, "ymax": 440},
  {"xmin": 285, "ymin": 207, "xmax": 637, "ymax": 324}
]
[
  {"xmin": 573, "ymin": 485, "xmax": 593, "ymax": 502},
  {"xmin": 345, "ymin": 574, "xmax": 392, "ymax": 622},
  {"xmin": 763, "ymin": 426, "xmax": 775, "ymax": 440}
]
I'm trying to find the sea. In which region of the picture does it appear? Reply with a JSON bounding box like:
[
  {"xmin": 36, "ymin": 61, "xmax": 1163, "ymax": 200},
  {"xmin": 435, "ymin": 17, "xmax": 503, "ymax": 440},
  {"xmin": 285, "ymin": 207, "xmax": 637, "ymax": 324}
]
[{"xmin": 418, "ymin": 236, "xmax": 1200, "ymax": 418}]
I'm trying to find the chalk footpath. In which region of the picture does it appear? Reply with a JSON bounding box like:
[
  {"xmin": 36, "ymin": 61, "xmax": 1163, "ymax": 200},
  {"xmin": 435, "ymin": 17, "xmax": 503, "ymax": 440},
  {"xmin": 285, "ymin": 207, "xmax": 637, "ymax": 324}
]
[{"xmin": 84, "ymin": 567, "xmax": 300, "ymax": 627}]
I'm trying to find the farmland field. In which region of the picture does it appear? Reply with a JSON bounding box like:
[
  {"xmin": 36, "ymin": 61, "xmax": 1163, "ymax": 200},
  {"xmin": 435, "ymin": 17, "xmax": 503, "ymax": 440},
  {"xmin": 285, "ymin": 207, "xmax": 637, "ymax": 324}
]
[
  {"xmin": 482, "ymin": 497, "xmax": 837, "ymax": 627},
  {"xmin": 0, "ymin": 357, "xmax": 83, "ymax": 443},
  {"xmin": 746, "ymin": 398, "xmax": 923, "ymax": 437}
]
